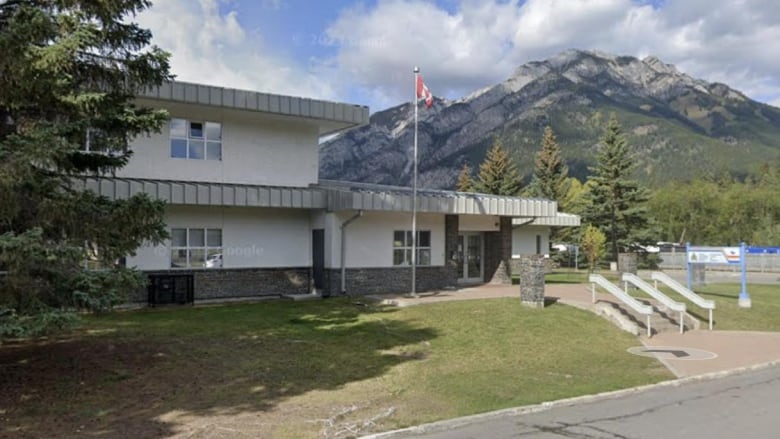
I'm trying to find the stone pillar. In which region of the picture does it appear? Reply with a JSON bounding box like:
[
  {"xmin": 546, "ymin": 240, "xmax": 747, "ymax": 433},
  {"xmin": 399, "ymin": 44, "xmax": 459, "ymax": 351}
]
[
  {"xmin": 444, "ymin": 215, "xmax": 459, "ymax": 287},
  {"xmin": 618, "ymin": 253, "xmax": 638, "ymax": 275},
  {"xmin": 484, "ymin": 217, "xmax": 512, "ymax": 284},
  {"xmin": 518, "ymin": 255, "xmax": 546, "ymax": 308}
]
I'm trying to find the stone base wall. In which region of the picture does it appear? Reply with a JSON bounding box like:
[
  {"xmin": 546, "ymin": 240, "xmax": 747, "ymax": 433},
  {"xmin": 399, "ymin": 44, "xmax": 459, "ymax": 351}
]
[
  {"xmin": 324, "ymin": 266, "xmax": 457, "ymax": 296},
  {"xmin": 132, "ymin": 267, "xmax": 311, "ymax": 303}
]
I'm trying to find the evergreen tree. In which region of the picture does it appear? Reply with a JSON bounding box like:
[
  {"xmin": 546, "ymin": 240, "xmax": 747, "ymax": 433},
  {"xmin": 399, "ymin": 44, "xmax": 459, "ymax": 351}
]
[
  {"xmin": 582, "ymin": 115, "xmax": 650, "ymax": 260},
  {"xmin": 529, "ymin": 126, "xmax": 570, "ymax": 204},
  {"xmin": 455, "ymin": 163, "xmax": 474, "ymax": 192},
  {"xmin": 528, "ymin": 126, "xmax": 573, "ymax": 243},
  {"xmin": 473, "ymin": 138, "xmax": 523, "ymax": 196},
  {"xmin": 0, "ymin": 0, "xmax": 171, "ymax": 337}
]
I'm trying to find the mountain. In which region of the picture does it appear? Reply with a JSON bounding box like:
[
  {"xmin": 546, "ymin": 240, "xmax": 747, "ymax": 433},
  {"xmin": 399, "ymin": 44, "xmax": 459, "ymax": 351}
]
[{"xmin": 319, "ymin": 49, "xmax": 780, "ymax": 189}]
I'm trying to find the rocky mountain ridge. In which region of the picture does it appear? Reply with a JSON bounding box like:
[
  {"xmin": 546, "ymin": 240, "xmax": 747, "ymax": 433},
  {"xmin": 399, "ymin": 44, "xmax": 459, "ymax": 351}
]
[{"xmin": 320, "ymin": 49, "xmax": 780, "ymax": 189}]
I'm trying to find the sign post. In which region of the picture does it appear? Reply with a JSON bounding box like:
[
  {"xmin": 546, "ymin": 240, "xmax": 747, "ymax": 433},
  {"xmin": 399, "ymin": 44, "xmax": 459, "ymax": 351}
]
[{"xmin": 686, "ymin": 242, "xmax": 750, "ymax": 308}]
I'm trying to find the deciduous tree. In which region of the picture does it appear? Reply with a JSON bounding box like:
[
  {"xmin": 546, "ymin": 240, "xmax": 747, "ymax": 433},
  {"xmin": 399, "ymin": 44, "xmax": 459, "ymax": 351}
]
[{"xmin": 580, "ymin": 225, "xmax": 606, "ymax": 272}]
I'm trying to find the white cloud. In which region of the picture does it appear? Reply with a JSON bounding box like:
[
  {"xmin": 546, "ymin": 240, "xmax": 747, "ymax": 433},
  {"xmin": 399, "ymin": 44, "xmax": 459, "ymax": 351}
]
[
  {"xmin": 326, "ymin": 0, "xmax": 780, "ymax": 108},
  {"xmin": 137, "ymin": 0, "xmax": 336, "ymax": 100},
  {"xmin": 134, "ymin": 0, "xmax": 780, "ymax": 111}
]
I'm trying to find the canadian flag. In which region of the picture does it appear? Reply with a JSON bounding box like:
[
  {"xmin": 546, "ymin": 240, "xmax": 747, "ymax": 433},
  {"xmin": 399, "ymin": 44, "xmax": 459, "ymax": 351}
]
[{"xmin": 416, "ymin": 75, "xmax": 433, "ymax": 109}]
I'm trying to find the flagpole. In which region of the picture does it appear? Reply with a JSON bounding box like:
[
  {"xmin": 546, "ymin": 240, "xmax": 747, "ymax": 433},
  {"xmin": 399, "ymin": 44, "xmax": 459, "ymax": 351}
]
[{"xmin": 411, "ymin": 66, "xmax": 419, "ymax": 298}]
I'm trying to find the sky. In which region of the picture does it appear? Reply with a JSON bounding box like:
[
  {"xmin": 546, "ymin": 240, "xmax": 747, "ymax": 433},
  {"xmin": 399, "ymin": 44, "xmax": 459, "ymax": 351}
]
[{"xmin": 136, "ymin": 0, "xmax": 780, "ymax": 112}]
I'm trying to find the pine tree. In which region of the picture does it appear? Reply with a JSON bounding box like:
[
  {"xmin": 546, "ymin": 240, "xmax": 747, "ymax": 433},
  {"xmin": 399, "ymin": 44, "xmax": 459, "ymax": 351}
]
[
  {"xmin": 529, "ymin": 126, "xmax": 570, "ymax": 204},
  {"xmin": 473, "ymin": 138, "xmax": 523, "ymax": 196},
  {"xmin": 455, "ymin": 163, "xmax": 474, "ymax": 192},
  {"xmin": 582, "ymin": 115, "xmax": 650, "ymax": 260},
  {"xmin": 0, "ymin": 1, "xmax": 171, "ymax": 337}
]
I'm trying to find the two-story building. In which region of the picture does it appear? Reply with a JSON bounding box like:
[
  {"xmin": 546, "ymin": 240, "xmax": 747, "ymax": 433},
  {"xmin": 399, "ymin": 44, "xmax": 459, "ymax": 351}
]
[{"xmin": 79, "ymin": 81, "xmax": 579, "ymax": 304}]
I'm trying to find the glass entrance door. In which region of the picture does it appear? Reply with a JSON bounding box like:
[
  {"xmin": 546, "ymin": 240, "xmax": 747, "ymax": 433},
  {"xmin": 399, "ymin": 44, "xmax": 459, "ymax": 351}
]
[{"xmin": 457, "ymin": 233, "xmax": 483, "ymax": 283}]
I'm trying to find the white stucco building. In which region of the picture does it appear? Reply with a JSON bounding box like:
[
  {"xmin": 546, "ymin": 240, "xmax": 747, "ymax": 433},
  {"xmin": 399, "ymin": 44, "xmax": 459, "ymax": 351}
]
[{"xmin": 81, "ymin": 81, "xmax": 579, "ymax": 304}]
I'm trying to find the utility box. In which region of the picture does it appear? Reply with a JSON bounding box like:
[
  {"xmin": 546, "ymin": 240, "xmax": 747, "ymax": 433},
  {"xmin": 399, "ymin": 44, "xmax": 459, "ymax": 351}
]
[
  {"xmin": 147, "ymin": 274, "xmax": 194, "ymax": 306},
  {"xmin": 618, "ymin": 253, "xmax": 638, "ymax": 275}
]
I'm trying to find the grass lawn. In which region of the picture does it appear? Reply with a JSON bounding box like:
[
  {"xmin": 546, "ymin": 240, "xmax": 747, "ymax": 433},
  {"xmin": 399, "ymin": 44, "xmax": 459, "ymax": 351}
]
[
  {"xmin": 655, "ymin": 283, "xmax": 780, "ymax": 332},
  {"xmin": 0, "ymin": 298, "xmax": 672, "ymax": 439},
  {"xmin": 510, "ymin": 269, "xmax": 615, "ymax": 285},
  {"xmin": 538, "ymin": 269, "xmax": 780, "ymax": 332},
  {"xmin": 545, "ymin": 269, "xmax": 590, "ymax": 284}
]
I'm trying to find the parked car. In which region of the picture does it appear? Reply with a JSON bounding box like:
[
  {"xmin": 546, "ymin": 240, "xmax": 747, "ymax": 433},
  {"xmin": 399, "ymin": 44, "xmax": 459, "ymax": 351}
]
[{"xmin": 205, "ymin": 253, "xmax": 223, "ymax": 268}]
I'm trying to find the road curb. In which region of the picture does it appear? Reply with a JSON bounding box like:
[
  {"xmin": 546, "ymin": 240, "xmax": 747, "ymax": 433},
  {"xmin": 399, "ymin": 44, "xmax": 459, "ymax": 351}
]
[{"xmin": 359, "ymin": 359, "xmax": 780, "ymax": 439}]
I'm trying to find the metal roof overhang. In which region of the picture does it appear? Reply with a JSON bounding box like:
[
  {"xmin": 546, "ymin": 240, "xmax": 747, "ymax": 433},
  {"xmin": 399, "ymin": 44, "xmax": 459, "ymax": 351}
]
[
  {"xmin": 75, "ymin": 177, "xmax": 327, "ymax": 209},
  {"xmin": 513, "ymin": 213, "xmax": 581, "ymax": 227},
  {"xmin": 138, "ymin": 81, "xmax": 370, "ymax": 136},
  {"xmin": 317, "ymin": 180, "xmax": 558, "ymax": 217},
  {"xmin": 76, "ymin": 178, "xmax": 568, "ymax": 219}
]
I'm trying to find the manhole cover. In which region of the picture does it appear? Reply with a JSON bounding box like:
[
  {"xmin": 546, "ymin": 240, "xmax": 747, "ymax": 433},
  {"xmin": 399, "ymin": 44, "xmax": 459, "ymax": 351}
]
[{"xmin": 627, "ymin": 346, "xmax": 717, "ymax": 360}]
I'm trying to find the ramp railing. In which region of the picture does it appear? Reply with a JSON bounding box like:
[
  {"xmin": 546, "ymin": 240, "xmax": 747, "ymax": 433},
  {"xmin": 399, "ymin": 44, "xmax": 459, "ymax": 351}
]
[
  {"xmin": 588, "ymin": 274, "xmax": 653, "ymax": 337},
  {"xmin": 651, "ymin": 271, "xmax": 716, "ymax": 330},
  {"xmin": 622, "ymin": 273, "xmax": 686, "ymax": 333}
]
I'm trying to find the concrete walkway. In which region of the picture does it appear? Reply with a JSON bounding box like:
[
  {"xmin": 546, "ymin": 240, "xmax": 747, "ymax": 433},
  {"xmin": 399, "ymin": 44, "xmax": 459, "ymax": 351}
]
[{"xmin": 368, "ymin": 283, "xmax": 780, "ymax": 378}]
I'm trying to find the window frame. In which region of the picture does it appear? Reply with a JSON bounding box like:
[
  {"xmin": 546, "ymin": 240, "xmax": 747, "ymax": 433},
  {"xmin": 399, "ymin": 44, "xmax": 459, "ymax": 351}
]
[
  {"xmin": 170, "ymin": 227, "xmax": 223, "ymax": 269},
  {"xmin": 392, "ymin": 230, "xmax": 432, "ymax": 266},
  {"xmin": 83, "ymin": 128, "xmax": 122, "ymax": 156},
  {"xmin": 170, "ymin": 118, "xmax": 222, "ymax": 161}
]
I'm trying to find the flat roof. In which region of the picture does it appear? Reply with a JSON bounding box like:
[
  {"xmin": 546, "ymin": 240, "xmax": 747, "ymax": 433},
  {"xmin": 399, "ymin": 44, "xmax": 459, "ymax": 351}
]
[{"xmin": 138, "ymin": 80, "xmax": 370, "ymax": 136}]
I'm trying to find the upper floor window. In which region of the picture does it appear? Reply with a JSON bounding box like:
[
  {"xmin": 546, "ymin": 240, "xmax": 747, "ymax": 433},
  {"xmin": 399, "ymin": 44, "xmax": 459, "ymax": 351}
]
[
  {"xmin": 83, "ymin": 128, "xmax": 124, "ymax": 154},
  {"xmin": 170, "ymin": 118, "xmax": 222, "ymax": 160}
]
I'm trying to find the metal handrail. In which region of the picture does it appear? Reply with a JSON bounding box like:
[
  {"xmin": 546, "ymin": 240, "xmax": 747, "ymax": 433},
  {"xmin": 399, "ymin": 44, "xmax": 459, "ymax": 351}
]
[
  {"xmin": 588, "ymin": 274, "xmax": 653, "ymax": 337},
  {"xmin": 651, "ymin": 271, "xmax": 715, "ymax": 330},
  {"xmin": 622, "ymin": 273, "xmax": 686, "ymax": 333}
]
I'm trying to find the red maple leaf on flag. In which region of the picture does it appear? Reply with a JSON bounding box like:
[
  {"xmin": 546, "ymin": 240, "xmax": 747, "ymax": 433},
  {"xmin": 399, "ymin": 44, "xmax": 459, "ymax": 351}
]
[{"xmin": 416, "ymin": 75, "xmax": 433, "ymax": 109}]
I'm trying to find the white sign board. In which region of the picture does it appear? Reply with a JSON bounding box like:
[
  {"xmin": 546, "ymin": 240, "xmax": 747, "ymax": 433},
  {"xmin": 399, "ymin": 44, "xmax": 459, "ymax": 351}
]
[{"xmin": 687, "ymin": 247, "xmax": 741, "ymax": 265}]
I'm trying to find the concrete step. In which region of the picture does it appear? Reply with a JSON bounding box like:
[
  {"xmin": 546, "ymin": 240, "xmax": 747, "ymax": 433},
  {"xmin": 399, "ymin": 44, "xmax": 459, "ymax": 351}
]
[
  {"xmin": 282, "ymin": 292, "xmax": 323, "ymax": 301},
  {"xmin": 595, "ymin": 298, "xmax": 699, "ymax": 336}
]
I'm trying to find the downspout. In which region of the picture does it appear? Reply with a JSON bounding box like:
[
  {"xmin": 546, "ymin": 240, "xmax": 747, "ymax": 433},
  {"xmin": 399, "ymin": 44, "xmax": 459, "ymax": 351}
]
[{"xmin": 340, "ymin": 210, "xmax": 364, "ymax": 295}]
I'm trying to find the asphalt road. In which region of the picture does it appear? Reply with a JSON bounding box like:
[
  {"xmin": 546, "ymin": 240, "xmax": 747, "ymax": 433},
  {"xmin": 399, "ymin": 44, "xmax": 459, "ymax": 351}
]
[{"xmin": 408, "ymin": 365, "xmax": 780, "ymax": 439}]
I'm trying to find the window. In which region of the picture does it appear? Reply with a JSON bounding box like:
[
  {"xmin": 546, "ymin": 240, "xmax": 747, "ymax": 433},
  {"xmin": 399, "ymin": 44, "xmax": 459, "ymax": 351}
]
[
  {"xmin": 536, "ymin": 235, "xmax": 542, "ymax": 254},
  {"xmin": 170, "ymin": 228, "xmax": 222, "ymax": 268},
  {"xmin": 392, "ymin": 230, "xmax": 431, "ymax": 266},
  {"xmin": 83, "ymin": 128, "xmax": 121, "ymax": 155},
  {"xmin": 170, "ymin": 118, "xmax": 222, "ymax": 160},
  {"xmin": 82, "ymin": 241, "xmax": 127, "ymax": 270}
]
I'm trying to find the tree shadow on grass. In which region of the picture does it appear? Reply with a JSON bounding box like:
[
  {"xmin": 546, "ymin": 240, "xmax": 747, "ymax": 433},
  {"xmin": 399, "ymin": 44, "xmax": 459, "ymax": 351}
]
[
  {"xmin": 694, "ymin": 291, "xmax": 739, "ymax": 300},
  {"xmin": 0, "ymin": 299, "xmax": 437, "ymax": 438}
]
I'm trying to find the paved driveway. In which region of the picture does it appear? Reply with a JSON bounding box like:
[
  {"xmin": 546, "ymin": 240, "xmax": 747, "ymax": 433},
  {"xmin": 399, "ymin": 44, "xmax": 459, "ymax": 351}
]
[{"xmin": 393, "ymin": 364, "xmax": 780, "ymax": 439}]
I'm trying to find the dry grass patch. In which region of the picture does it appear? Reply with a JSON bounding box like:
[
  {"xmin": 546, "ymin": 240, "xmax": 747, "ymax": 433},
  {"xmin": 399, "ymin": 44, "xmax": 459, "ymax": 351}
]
[{"xmin": 1, "ymin": 298, "xmax": 671, "ymax": 438}]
